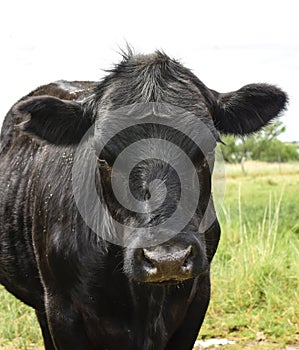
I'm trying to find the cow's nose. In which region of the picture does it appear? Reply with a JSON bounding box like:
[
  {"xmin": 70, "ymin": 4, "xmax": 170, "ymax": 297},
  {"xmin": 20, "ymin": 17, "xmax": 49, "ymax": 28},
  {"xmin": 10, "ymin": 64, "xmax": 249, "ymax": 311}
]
[{"xmin": 140, "ymin": 245, "xmax": 193, "ymax": 283}]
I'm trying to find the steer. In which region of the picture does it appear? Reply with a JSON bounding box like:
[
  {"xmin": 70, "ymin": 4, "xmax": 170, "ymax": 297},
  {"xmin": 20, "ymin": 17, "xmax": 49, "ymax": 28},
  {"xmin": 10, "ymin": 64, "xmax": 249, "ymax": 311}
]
[{"xmin": 0, "ymin": 51, "xmax": 287, "ymax": 350}]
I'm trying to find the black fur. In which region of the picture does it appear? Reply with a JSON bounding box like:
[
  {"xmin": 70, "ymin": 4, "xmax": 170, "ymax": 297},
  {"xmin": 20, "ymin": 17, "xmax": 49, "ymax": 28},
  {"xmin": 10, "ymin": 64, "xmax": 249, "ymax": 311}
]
[
  {"xmin": 211, "ymin": 83, "xmax": 288, "ymax": 135},
  {"xmin": 15, "ymin": 96, "xmax": 91, "ymax": 145},
  {"xmin": 0, "ymin": 51, "xmax": 287, "ymax": 350}
]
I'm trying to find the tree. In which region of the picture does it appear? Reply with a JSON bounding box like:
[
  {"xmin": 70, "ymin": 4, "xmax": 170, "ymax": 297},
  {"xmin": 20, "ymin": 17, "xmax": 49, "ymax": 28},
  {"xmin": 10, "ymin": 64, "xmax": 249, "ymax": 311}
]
[{"xmin": 220, "ymin": 121, "xmax": 299, "ymax": 163}]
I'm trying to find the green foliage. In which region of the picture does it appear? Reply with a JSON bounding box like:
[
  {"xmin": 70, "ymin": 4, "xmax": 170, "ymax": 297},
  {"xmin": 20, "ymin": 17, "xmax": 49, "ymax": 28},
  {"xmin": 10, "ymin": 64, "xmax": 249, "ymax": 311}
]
[{"xmin": 221, "ymin": 121, "xmax": 299, "ymax": 163}]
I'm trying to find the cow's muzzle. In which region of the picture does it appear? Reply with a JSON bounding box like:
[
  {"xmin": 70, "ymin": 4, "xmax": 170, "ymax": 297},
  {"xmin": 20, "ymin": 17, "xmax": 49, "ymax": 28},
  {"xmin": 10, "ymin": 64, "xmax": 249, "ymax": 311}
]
[{"xmin": 133, "ymin": 242, "xmax": 204, "ymax": 283}]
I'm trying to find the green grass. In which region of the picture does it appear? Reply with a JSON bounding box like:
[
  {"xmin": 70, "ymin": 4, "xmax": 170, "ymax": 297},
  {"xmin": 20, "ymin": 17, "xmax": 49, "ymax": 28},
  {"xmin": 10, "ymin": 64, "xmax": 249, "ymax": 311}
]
[
  {"xmin": 200, "ymin": 161, "xmax": 299, "ymax": 349},
  {"xmin": 0, "ymin": 161, "xmax": 299, "ymax": 349},
  {"xmin": 0, "ymin": 291, "xmax": 42, "ymax": 349}
]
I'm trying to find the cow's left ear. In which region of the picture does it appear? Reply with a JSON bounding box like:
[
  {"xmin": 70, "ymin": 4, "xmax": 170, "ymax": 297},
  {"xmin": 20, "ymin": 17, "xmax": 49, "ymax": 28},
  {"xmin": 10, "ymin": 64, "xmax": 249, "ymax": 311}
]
[
  {"xmin": 15, "ymin": 96, "xmax": 92, "ymax": 145},
  {"xmin": 211, "ymin": 84, "xmax": 288, "ymax": 135}
]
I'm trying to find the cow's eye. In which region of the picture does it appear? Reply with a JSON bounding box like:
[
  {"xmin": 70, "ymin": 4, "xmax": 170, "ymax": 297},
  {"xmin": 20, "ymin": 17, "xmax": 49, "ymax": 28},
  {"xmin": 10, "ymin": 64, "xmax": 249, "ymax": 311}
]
[
  {"xmin": 197, "ymin": 151, "xmax": 214, "ymax": 170},
  {"xmin": 98, "ymin": 159, "xmax": 111, "ymax": 170},
  {"xmin": 98, "ymin": 159, "xmax": 106, "ymax": 166}
]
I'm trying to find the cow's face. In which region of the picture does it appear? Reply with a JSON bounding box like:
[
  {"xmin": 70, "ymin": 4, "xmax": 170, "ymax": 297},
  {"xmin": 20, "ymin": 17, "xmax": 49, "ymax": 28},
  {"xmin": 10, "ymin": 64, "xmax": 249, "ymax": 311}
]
[
  {"xmin": 95, "ymin": 110, "xmax": 219, "ymax": 283},
  {"xmin": 15, "ymin": 51, "xmax": 288, "ymax": 284}
]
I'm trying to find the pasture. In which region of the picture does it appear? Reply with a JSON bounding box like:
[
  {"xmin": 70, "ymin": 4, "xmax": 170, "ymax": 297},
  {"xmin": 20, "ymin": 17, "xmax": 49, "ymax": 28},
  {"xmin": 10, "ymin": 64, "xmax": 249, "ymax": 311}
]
[{"xmin": 0, "ymin": 161, "xmax": 298, "ymax": 349}]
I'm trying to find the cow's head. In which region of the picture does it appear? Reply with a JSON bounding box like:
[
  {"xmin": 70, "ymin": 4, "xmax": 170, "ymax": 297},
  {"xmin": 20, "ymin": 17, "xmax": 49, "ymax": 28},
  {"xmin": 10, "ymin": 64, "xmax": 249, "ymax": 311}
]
[{"xmin": 15, "ymin": 51, "xmax": 287, "ymax": 284}]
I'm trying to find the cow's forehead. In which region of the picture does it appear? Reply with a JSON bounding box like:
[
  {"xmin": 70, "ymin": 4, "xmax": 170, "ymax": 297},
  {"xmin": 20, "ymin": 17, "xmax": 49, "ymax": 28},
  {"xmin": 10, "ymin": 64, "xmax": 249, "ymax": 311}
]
[
  {"xmin": 85, "ymin": 51, "xmax": 220, "ymax": 161},
  {"xmin": 88, "ymin": 51, "xmax": 216, "ymax": 114},
  {"xmin": 94, "ymin": 107, "xmax": 219, "ymax": 165}
]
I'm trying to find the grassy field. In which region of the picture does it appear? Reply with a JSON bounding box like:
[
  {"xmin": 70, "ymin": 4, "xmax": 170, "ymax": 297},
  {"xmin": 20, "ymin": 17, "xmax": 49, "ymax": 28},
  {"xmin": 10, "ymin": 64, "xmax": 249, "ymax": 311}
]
[
  {"xmin": 0, "ymin": 161, "xmax": 298, "ymax": 349},
  {"xmin": 200, "ymin": 161, "xmax": 299, "ymax": 349}
]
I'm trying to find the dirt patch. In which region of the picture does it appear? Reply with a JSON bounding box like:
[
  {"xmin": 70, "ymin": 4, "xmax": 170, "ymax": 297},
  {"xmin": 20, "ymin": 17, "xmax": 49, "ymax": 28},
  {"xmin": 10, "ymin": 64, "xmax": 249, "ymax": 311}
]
[{"xmin": 193, "ymin": 338, "xmax": 299, "ymax": 349}]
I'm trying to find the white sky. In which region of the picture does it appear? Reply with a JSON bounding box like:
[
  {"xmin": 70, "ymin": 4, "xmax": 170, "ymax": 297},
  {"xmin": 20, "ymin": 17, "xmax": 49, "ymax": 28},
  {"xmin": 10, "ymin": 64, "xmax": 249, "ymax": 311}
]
[{"xmin": 0, "ymin": 0, "xmax": 298, "ymax": 141}]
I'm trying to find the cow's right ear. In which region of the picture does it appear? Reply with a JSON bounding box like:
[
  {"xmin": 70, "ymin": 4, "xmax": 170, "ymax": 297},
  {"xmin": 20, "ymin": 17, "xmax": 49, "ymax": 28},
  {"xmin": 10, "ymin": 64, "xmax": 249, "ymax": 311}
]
[{"xmin": 14, "ymin": 96, "xmax": 92, "ymax": 145}]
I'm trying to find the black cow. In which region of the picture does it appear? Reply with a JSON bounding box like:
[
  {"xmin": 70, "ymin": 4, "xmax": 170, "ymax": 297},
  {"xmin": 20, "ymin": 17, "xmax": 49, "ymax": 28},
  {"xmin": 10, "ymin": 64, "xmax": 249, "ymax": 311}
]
[{"xmin": 0, "ymin": 51, "xmax": 287, "ymax": 350}]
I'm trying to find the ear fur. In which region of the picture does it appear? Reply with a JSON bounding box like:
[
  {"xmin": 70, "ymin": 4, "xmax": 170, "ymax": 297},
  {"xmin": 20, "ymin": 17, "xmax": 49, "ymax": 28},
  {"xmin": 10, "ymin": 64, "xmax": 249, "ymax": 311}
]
[
  {"xmin": 15, "ymin": 96, "xmax": 92, "ymax": 144},
  {"xmin": 211, "ymin": 84, "xmax": 288, "ymax": 135}
]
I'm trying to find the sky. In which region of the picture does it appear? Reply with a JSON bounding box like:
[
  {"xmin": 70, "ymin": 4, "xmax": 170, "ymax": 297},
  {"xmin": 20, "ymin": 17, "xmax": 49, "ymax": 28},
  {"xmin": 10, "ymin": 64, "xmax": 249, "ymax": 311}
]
[{"xmin": 0, "ymin": 0, "xmax": 298, "ymax": 141}]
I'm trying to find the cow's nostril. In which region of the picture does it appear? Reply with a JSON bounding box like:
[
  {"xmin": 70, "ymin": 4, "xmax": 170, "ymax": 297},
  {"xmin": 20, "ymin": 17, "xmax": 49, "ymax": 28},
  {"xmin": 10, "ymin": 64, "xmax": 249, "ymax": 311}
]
[
  {"xmin": 141, "ymin": 249, "xmax": 158, "ymax": 277},
  {"xmin": 182, "ymin": 256, "xmax": 192, "ymax": 272},
  {"xmin": 182, "ymin": 246, "xmax": 193, "ymax": 269},
  {"xmin": 182, "ymin": 256, "xmax": 190, "ymax": 268},
  {"xmin": 142, "ymin": 249, "xmax": 156, "ymax": 268}
]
